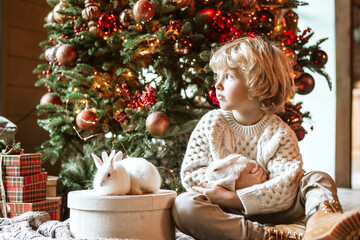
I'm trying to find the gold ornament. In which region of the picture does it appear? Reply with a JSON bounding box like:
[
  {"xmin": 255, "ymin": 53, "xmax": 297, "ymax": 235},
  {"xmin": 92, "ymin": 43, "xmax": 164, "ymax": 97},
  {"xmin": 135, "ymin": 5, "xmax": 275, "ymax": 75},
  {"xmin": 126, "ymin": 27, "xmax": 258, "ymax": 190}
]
[
  {"xmin": 53, "ymin": 1, "xmax": 70, "ymax": 24},
  {"xmin": 146, "ymin": 112, "xmax": 170, "ymax": 136}
]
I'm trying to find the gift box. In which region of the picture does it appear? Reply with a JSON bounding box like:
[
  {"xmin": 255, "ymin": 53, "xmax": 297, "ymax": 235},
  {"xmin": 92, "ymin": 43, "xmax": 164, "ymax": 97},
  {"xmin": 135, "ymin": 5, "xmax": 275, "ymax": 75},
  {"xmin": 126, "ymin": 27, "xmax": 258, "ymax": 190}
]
[
  {"xmin": 1, "ymin": 153, "xmax": 42, "ymax": 176},
  {"xmin": 1, "ymin": 153, "xmax": 42, "ymax": 166},
  {"xmin": 6, "ymin": 196, "xmax": 62, "ymax": 220},
  {"xmin": 2, "ymin": 164, "xmax": 41, "ymax": 176},
  {"xmin": 3, "ymin": 173, "xmax": 47, "ymax": 202},
  {"xmin": 46, "ymin": 176, "xmax": 59, "ymax": 197}
]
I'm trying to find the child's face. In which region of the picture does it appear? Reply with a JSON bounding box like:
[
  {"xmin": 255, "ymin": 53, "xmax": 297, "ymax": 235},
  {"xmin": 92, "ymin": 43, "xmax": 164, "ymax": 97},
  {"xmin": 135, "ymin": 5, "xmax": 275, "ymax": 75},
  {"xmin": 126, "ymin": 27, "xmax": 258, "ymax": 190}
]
[{"xmin": 214, "ymin": 68, "xmax": 253, "ymax": 111}]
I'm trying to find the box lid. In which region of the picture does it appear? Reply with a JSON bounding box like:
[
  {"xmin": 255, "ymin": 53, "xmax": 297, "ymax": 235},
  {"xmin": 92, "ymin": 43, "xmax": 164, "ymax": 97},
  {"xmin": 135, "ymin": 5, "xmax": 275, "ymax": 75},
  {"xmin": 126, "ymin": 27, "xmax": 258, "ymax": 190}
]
[
  {"xmin": 0, "ymin": 153, "xmax": 42, "ymax": 166},
  {"xmin": 3, "ymin": 172, "xmax": 47, "ymax": 187},
  {"xmin": 68, "ymin": 189, "xmax": 176, "ymax": 212},
  {"xmin": 46, "ymin": 176, "xmax": 58, "ymax": 186},
  {"xmin": 7, "ymin": 196, "xmax": 61, "ymax": 213}
]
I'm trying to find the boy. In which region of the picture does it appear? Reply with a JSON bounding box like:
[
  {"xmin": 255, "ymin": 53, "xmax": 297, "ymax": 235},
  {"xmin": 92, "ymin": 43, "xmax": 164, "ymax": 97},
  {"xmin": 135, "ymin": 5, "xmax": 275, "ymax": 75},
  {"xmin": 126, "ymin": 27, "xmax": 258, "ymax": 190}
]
[{"xmin": 172, "ymin": 37, "xmax": 360, "ymax": 240}]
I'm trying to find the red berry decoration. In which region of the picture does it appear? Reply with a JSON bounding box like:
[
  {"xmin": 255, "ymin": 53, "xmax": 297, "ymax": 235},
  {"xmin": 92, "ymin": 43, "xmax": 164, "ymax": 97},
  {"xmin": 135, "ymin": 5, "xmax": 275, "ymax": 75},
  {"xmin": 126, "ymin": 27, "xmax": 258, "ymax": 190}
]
[
  {"xmin": 40, "ymin": 92, "xmax": 61, "ymax": 106},
  {"xmin": 311, "ymin": 50, "xmax": 328, "ymax": 67},
  {"xmin": 56, "ymin": 44, "xmax": 78, "ymax": 66},
  {"xmin": 206, "ymin": 85, "xmax": 219, "ymax": 107},
  {"xmin": 195, "ymin": 8, "xmax": 216, "ymax": 33},
  {"xmin": 295, "ymin": 73, "xmax": 315, "ymax": 95},
  {"xmin": 133, "ymin": 0, "xmax": 155, "ymax": 22},
  {"xmin": 250, "ymin": 10, "xmax": 275, "ymax": 34},
  {"xmin": 146, "ymin": 111, "xmax": 170, "ymax": 136},
  {"xmin": 98, "ymin": 12, "xmax": 118, "ymax": 34},
  {"xmin": 76, "ymin": 109, "xmax": 98, "ymax": 130}
]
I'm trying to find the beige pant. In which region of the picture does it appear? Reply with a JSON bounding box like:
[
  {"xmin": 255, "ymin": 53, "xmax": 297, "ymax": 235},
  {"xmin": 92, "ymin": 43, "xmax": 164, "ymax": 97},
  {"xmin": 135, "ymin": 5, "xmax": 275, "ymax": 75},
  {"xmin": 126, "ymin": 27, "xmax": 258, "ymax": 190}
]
[{"xmin": 172, "ymin": 171, "xmax": 339, "ymax": 240}]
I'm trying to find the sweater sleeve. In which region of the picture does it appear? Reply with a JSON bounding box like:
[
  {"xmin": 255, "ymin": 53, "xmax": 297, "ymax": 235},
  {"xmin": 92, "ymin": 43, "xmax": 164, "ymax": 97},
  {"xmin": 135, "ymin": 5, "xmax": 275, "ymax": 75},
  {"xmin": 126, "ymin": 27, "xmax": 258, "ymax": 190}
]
[
  {"xmin": 181, "ymin": 113, "xmax": 217, "ymax": 191},
  {"xmin": 236, "ymin": 127, "xmax": 303, "ymax": 216}
]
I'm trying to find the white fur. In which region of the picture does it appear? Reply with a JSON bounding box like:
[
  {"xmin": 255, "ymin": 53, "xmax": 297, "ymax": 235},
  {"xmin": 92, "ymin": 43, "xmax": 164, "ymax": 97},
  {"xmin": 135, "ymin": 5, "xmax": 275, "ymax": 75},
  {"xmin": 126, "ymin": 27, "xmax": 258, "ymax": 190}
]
[
  {"xmin": 206, "ymin": 153, "xmax": 258, "ymax": 191},
  {"xmin": 92, "ymin": 150, "xmax": 161, "ymax": 196}
]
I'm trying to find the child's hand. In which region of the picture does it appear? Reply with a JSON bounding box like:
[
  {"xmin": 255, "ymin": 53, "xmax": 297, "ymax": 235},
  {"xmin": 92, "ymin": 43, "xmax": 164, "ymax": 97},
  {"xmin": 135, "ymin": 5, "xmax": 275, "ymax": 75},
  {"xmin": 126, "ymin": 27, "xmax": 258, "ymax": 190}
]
[
  {"xmin": 235, "ymin": 162, "xmax": 267, "ymax": 190},
  {"xmin": 192, "ymin": 183, "xmax": 244, "ymax": 209}
]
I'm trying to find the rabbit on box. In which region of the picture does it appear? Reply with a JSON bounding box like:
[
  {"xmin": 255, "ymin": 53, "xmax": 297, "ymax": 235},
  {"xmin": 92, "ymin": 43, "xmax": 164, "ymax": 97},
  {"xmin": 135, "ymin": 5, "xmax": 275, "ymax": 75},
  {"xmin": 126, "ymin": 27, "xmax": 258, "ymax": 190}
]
[
  {"xmin": 206, "ymin": 153, "xmax": 266, "ymax": 191},
  {"xmin": 91, "ymin": 150, "xmax": 161, "ymax": 196}
]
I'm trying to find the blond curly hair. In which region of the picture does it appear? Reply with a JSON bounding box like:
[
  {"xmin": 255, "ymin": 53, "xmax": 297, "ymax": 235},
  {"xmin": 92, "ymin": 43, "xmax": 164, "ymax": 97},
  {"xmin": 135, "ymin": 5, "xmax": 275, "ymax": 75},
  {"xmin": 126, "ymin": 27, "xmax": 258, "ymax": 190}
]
[{"xmin": 209, "ymin": 37, "xmax": 295, "ymax": 114}]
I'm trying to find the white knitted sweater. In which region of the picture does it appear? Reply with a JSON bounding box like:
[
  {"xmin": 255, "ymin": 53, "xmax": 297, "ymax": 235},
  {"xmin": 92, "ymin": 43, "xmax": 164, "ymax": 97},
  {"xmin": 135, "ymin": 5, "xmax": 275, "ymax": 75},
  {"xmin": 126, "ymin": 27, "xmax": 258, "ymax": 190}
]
[{"xmin": 181, "ymin": 109, "xmax": 303, "ymax": 216}]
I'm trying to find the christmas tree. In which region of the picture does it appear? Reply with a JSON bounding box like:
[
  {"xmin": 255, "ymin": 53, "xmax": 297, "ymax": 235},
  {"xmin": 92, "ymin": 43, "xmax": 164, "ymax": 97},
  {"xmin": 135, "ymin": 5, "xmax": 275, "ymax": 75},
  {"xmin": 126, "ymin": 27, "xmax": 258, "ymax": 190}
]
[{"xmin": 34, "ymin": 0, "xmax": 330, "ymax": 193}]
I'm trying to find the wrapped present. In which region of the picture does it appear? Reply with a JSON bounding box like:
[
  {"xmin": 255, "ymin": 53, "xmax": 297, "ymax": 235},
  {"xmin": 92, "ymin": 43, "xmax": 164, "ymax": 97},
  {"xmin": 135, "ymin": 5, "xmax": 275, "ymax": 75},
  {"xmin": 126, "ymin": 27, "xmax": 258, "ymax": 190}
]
[
  {"xmin": 2, "ymin": 164, "xmax": 41, "ymax": 176},
  {"xmin": 46, "ymin": 176, "xmax": 59, "ymax": 197},
  {"xmin": 3, "ymin": 173, "xmax": 47, "ymax": 202},
  {"xmin": 1, "ymin": 153, "xmax": 41, "ymax": 166},
  {"xmin": 6, "ymin": 196, "xmax": 62, "ymax": 220},
  {"xmin": 1, "ymin": 153, "xmax": 42, "ymax": 176}
]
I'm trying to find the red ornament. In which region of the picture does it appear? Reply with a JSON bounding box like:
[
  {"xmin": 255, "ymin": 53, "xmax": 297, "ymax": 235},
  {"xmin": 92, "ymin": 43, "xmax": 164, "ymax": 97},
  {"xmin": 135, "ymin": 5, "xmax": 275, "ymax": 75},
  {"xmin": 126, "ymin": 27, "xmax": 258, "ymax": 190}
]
[
  {"xmin": 311, "ymin": 50, "xmax": 328, "ymax": 67},
  {"xmin": 98, "ymin": 12, "xmax": 118, "ymax": 34},
  {"xmin": 250, "ymin": 10, "xmax": 275, "ymax": 34},
  {"xmin": 40, "ymin": 92, "xmax": 61, "ymax": 106},
  {"xmin": 146, "ymin": 112, "xmax": 170, "ymax": 136},
  {"xmin": 295, "ymin": 73, "xmax": 315, "ymax": 95},
  {"xmin": 133, "ymin": 0, "xmax": 155, "ymax": 22},
  {"xmin": 211, "ymin": 11, "xmax": 233, "ymax": 34},
  {"xmin": 206, "ymin": 85, "xmax": 219, "ymax": 107},
  {"xmin": 197, "ymin": 9, "xmax": 233, "ymax": 41},
  {"xmin": 76, "ymin": 109, "xmax": 98, "ymax": 130}
]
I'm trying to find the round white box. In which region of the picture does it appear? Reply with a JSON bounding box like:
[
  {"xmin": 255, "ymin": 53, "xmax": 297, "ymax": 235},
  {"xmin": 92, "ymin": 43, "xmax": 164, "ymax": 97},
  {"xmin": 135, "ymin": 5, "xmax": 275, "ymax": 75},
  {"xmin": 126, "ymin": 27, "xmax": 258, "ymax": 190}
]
[{"xmin": 68, "ymin": 189, "xmax": 177, "ymax": 239}]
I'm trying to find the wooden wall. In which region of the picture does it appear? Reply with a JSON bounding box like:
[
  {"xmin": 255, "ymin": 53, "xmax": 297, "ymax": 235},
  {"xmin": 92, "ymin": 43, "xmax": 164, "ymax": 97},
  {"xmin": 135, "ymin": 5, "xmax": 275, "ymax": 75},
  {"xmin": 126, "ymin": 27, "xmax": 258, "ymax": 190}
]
[
  {"xmin": 0, "ymin": 0, "xmax": 50, "ymax": 155},
  {"xmin": 335, "ymin": 0, "xmax": 352, "ymax": 188}
]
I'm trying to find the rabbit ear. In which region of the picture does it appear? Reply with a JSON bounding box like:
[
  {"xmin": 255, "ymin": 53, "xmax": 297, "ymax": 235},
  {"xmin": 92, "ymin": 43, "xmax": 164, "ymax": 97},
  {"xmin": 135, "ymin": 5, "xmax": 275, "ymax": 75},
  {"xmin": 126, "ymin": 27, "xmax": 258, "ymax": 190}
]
[
  {"xmin": 108, "ymin": 151, "xmax": 115, "ymax": 169},
  {"xmin": 108, "ymin": 150, "xmax": 116, "ymax": 162},
  {"xmin": 102, "ymin": 151, "xmax": 108, "ymax": 163},
  {"xmin": 91, "ymin": 153, "xmax": 103, "ymax": 169},
  {"xmin": 113, "ymin": 151, "xmax": 123, "ymax": 162}
]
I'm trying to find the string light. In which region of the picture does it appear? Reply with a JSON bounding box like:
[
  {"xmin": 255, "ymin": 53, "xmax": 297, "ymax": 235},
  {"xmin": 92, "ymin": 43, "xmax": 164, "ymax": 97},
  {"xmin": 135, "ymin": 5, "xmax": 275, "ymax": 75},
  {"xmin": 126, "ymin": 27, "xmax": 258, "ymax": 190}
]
[{"xmin": 157, "ymin": 166, "xmax": 179, "ymax": 193}]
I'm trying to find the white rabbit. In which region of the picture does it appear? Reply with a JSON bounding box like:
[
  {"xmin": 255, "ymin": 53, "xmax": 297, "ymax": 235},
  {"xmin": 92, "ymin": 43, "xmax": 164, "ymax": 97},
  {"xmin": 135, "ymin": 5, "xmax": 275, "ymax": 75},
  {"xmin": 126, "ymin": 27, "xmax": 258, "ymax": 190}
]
[
  {"xmin": 206, "ymin": 153, "xmax": 261, "ymax": 191},
  {"xmin": 92, "ymin": 150, "xmax": 162, "ymax": 196},
  {"xmin": 92, "ymin": 150, "xmax": 131, "ymax": 196}
]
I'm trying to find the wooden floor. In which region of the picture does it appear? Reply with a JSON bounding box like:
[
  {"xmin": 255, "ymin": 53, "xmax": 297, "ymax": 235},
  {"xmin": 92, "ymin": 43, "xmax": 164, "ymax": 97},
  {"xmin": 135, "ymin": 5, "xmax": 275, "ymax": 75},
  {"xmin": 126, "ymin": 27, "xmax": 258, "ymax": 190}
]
[{"xmin": 338, "ymin": 188, "xmax": 360, "ymax": 211}]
